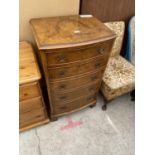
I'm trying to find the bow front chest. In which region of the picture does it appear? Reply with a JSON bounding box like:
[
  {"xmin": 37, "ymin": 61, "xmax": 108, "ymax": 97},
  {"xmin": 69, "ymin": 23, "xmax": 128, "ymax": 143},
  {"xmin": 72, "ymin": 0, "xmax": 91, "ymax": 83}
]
[{"xmin": 30, "ymin": 15, "xmax": 116, "ymax": 120}]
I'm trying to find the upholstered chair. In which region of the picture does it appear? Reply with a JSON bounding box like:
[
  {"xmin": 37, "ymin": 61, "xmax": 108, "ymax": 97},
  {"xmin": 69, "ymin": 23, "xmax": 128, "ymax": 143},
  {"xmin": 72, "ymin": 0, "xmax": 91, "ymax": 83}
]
[{"xmin": 100, "ymin": 22, "xmax": 135, "ymax": 110}]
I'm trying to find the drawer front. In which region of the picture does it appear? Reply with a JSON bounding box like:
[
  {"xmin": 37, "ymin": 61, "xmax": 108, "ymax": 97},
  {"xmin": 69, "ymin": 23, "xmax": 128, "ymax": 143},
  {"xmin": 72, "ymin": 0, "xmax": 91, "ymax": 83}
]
[
  {"xmin": 48, "ymin": 55, "xmax": 107, "ymax": 80},
  {"xmin": 19, "ymin": 82, "xmax": 40, "ymax": 101},
  {"xmin": 19, "ymin": 108, "xmax": 46, "ymax": 128},
  {"xmin": 20, "ymin": 97, "xmax": 43, "ymax": 114},
  {"xmin": 51, "ymin": 81, "xmax": 100, "ymax": 104},
  {"xmin": 53, "ymin": 94, "xmax": 96, "ymax": 115},
  {"xmin": 49, "ymin": 69, "xmax": 103, "ymax": 93},
  {"xmin": 46, "ymin": 40, "xmax": 113, "ymax": 66}
]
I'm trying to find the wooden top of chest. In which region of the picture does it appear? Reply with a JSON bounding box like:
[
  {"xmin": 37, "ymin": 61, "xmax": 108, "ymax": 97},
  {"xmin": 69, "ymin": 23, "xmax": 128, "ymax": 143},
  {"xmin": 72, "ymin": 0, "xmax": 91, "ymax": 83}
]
[
  {"xmin": 19, "ymin": 42, "xmax": 41, "ymax": 85},
  {"xmin": 30, "ymin": 15, "xmax": 116, "ymax": 50}
]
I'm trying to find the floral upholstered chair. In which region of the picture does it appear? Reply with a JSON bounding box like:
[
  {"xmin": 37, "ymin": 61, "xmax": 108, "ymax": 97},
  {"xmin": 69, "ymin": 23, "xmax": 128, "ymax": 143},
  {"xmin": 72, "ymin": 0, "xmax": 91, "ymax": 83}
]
[{"xmin": 100, "ymin": 21, "xmax": 135, "ymax": 110}]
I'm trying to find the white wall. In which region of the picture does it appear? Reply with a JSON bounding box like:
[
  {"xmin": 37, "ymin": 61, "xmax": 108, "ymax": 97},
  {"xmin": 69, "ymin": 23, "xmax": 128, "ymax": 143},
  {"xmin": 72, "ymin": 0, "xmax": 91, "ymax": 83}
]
[{"xmin": 19, "ymin": 0, "xmax": 80, "ymax": 43}]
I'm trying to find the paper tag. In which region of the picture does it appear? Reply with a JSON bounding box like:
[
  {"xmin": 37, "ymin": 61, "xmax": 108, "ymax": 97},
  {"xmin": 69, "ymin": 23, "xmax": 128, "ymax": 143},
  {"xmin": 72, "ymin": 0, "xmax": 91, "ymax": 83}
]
[
  {"xmin": 80, "ymin": 15, "xmax": 93, "ymax": 18},
  {"xmin": 74, "ymin": 30, "xmax": 81, "ymax": 34}
]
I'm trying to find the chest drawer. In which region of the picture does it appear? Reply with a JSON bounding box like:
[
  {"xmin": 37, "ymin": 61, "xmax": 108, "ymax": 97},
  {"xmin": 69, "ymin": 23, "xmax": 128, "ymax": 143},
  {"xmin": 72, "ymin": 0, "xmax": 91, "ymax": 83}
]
[
  {"xmin": 19, "ymin": 82, "xmax": 40, "ymax": 101},
  {"xmin": 51, "ymin": 81, "xmax": 100, "ymax": 104},
  {"xmin": 49, "ymin": 69, "xmax": 103, "ymax": 93},
  {"xmin": 48, "ymin": 55, "xmax": 107, "ymax": 80},
  {"xmin": 46, "ymin": 40, "xmax": 113, "ymax": 66},
  {"xmin": 53, "ymin": 94, "xmax": 97, "ymax": 115},
  {"xmin": 20, "ymin": 108, "xmax": 46, "ymax": 128},
  {"xmin": 20, "ymin": 97, "xmax": 43, "ymax": 114},
  {"xmin": 30, "ymin": 15, "xmax": 116, "ymax": 119}
]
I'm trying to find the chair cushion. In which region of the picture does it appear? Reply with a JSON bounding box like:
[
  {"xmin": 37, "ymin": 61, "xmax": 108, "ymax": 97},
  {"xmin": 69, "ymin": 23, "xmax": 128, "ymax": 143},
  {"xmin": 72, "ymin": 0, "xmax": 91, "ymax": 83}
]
[
  {"xmin": 101, "ymin": 56, "xmax": 135, "ymax": 100},
  {"xmin": 105, "ymin": 22, "xmax": 125, "ymax": 57}
]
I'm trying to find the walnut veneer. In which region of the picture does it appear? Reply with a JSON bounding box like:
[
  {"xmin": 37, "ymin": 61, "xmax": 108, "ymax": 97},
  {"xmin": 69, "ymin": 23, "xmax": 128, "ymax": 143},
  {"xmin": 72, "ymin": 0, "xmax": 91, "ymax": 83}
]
[{"xmin": 30, "ymin": 15, "xmax": 116, "ymax": 120}]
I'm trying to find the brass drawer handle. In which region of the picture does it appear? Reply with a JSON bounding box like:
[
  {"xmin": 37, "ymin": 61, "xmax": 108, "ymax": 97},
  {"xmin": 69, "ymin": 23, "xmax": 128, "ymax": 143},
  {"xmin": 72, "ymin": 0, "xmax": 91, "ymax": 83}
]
[
  {"xmin": 95, "ymin": 62, "xmax": 101, "ymax": 68},
  {"xmin": 59, "ymin": 96, "xmax": 67, "ymax": 100},
  {"xmin": 59, "ymin": 84, "xmax": 66, "ymax": 89},
  {"xmin": 91, "ymin": 75, "xmax": 97, "ymax": 81},
  {"xmin": 98, "ymin": 48, "xmax": 104, "ymax": 54},
  {"xmin": 57, "ymin": 54, "xmax": 66, "ymax": 62},
  {"xmin": 59, "ymin": 106, "xmax": 67, "ymax": 110},
  {"xmin": 35, "ymin": 115, "xmax": 42, "ymax": 118},
  {"xmin": 59, "ymin": 71, "xmax": 65, "ymax": 76},
  {"xmin": 87, "ymin": 96, "xmax": 96, "ymax": 101},
  {"xmin": 87, "ymin": 96, "xmax": 92, "ymax": 101},
  {"xmin": 89, "ymin": 87, "xmax": 94, "ymax": 92}
]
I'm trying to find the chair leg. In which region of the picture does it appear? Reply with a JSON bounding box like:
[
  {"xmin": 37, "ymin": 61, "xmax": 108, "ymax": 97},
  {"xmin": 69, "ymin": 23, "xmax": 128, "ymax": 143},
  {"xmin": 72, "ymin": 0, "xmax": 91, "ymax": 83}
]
[
  {"xmin": 102, "ymin": 94, "xmax": 114, "ymax": 111},
  {"xmin": 99, "ymin": 90, "xmax": 110, "ymax": 111},
  {"xmin": 130, "ymin": 90, "xmax": 135, "ymax": 101},
  {"xmin": 102, "ymin": 103, "xmax": 107, "ymax": 111},
  {"xmin": 101, "ymin": 95, "xmax": 110, "ymax": 111}
]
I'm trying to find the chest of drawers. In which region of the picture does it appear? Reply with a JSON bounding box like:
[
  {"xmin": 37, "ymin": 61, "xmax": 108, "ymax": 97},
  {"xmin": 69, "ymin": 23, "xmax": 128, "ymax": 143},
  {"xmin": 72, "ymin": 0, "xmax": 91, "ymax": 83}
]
[
  {"xmin": 19, "ymin": 42, "xmax": 49, "ymax": 131},
  {"xmin": 30, "ymin": 15, "xmax": 116, "ymax": 120}
]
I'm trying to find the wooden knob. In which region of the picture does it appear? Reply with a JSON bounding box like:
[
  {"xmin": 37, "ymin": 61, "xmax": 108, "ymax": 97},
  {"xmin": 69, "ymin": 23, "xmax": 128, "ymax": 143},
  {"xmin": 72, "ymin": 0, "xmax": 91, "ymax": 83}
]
[{"xmin": 23, "ymin": 93, "xmax": 28, "ymax": 96}]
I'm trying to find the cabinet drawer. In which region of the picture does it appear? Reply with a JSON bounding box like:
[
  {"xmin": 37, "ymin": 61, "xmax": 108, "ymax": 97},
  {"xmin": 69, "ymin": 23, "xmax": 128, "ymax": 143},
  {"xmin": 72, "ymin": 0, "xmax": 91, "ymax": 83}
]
[
  {"xmin": 51, "ymin": 81, "xmax": 100, "ymax": 104},
  {"xmin": 19, "ymin": 108, "xmax": 46, "ymax": 128},
  {"xmin": 49, "ymin": 69, "xmax": 103, "ymax": 93},
  {"xmin": 48, "ymin": 55, "xmax": 107, "ymax": 80},
  {"xmin": 53, "ymin": 94, "xmax": 96, "ymax": 115},
  {"xmin": 19, "ymin": 82, "xmax": 40, "ymax": 101},
  {"xmin": 20, "ymin": 97, "xmax": 43, "ymax": 114},
  {"xmin": 46, "ymin": 40, "xmax": 113, "ymax": 66}
]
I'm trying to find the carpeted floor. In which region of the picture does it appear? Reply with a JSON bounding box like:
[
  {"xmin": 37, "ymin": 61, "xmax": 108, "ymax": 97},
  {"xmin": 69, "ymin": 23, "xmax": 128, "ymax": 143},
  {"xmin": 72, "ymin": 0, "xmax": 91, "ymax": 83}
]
[{"xmin": 19, "ymin": 93, "xmax": 135, "ymax": 155}]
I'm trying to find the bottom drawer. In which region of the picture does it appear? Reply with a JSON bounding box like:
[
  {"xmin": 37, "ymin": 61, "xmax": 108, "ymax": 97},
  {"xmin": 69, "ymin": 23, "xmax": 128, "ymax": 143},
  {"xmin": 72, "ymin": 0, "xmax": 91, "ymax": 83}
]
[
  {"xmin": 53, "ymin": 94, "xmax": 96, "ymax": 115},
  {"xmin": 20, "ymin": 108, "xmax": 46, "ymax": 128}
]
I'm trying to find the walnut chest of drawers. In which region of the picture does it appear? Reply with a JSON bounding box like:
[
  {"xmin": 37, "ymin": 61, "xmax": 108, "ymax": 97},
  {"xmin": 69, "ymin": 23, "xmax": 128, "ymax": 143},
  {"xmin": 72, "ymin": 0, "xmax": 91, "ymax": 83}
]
[
  {"xmin": 30, "ymin": 15, "xmax": 116, "ymax": 120},
  {"xmin": 19, "ymin": 42, "xmax": 49, "ymax": 131}
]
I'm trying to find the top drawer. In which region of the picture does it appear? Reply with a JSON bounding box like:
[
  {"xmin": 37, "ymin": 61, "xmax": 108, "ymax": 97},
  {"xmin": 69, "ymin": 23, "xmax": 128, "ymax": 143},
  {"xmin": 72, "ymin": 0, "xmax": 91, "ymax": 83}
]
[{"xmin": 46, "ymin": 39, "xmax": 114, "ymax": 66}]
